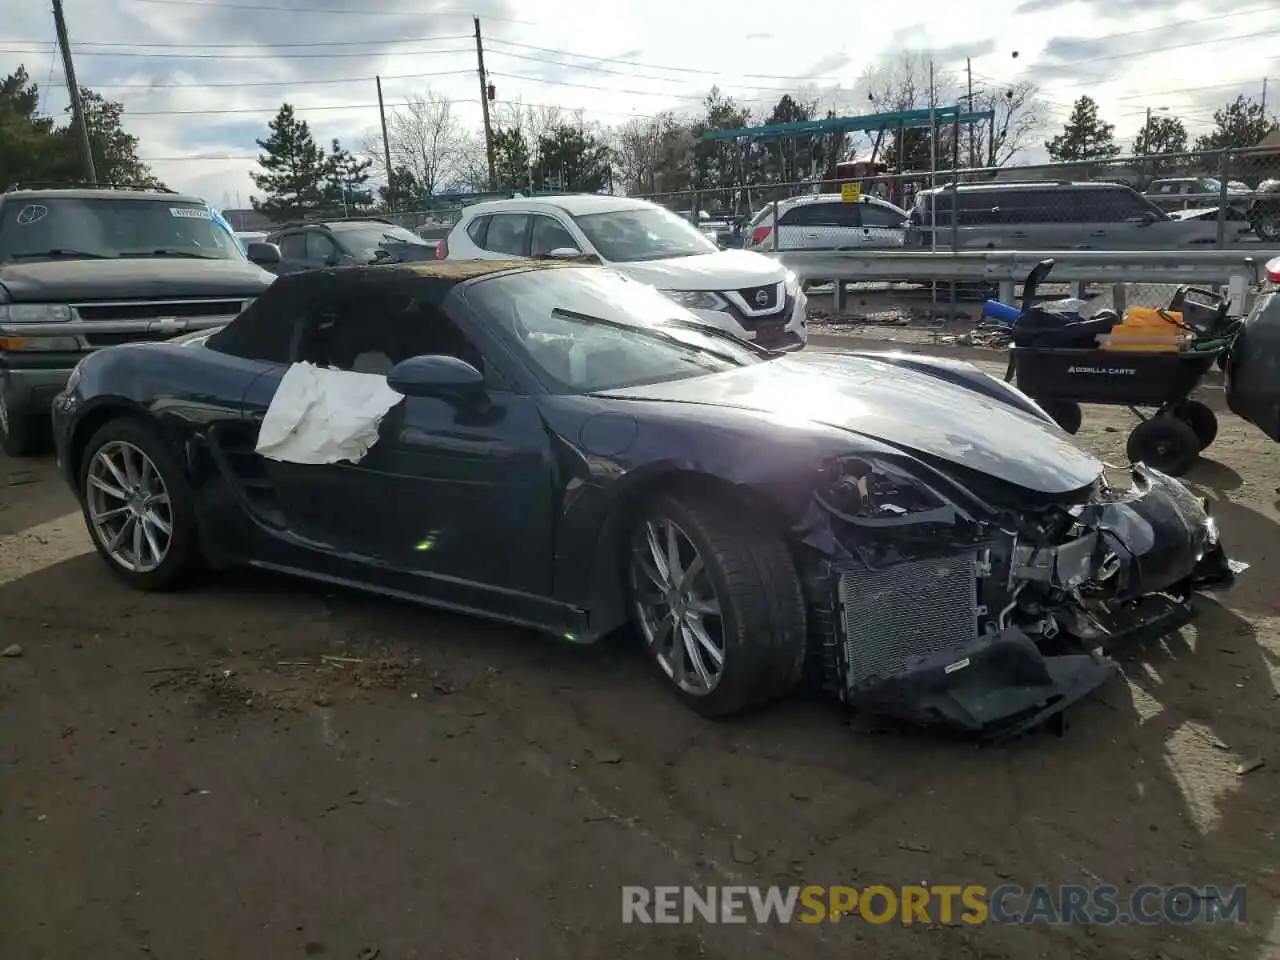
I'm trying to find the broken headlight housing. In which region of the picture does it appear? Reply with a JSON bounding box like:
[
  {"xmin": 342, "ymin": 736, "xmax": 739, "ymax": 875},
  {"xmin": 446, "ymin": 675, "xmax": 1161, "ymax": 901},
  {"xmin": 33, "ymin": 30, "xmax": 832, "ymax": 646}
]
[{"xmin": 814, "ymin": 456, "xmax": 958, "ymax": 527}]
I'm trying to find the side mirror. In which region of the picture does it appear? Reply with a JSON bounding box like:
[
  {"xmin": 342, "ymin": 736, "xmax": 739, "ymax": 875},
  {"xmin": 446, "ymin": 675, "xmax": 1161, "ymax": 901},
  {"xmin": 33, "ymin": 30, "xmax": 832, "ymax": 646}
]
[
  {"xmin": 246, "ymin": 241, "xmax": 281, "ymax": 266},
  {"xmin": 373, "ymin": 248, "xmax": 393, "ymax": 261},
  {"xmin": 547, "ymin": 246, "xmax": 584, "ymax": 259},
  {"xmin": 386, "ymin": 354, "xmax": 485, "ymax": 400}
]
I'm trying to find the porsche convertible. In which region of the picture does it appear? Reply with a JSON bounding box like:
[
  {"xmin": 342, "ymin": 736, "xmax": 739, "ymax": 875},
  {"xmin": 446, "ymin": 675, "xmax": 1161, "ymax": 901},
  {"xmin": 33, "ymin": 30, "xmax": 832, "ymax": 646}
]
[{"xmin": 51, "ymin": 260, "xmax": 1240, "ymax": 739}]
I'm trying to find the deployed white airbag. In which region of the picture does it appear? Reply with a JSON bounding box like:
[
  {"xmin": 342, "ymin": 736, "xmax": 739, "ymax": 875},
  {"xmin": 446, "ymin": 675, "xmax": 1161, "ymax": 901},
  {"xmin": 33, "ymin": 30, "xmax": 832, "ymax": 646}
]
[{"xmin": 255, "ymin": 361, "xmax": 404, "ymax": 465}]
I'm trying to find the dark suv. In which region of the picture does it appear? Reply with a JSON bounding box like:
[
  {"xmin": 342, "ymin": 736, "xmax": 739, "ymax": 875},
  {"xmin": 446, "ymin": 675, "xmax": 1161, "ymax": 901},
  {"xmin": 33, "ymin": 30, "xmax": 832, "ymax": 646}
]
[
  {"xmin": 905, "ymin": 180, "xmax": 1230, "ymax": 250},
  {"xmin": 250, "ymin": 218, "xmax": 438, "ymax": 275},
  {"xmin": 0, "ymin": 185, "xmax": 276, "ymax": 456}
]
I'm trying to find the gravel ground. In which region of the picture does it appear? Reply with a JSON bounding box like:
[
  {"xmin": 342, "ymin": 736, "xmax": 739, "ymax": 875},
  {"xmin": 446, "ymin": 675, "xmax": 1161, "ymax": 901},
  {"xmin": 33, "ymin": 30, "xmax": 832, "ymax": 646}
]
[{"xmin": 1, "ymin": 349, "xmax": 1278, "ymax": 960}]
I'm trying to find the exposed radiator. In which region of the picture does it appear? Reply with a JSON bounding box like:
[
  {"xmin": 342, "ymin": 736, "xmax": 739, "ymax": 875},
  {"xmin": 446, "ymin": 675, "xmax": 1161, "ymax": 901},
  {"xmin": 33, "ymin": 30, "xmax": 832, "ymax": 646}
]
[{"xmin": 838, "ymin": 553, "xmax": 980, "ymax": 688}]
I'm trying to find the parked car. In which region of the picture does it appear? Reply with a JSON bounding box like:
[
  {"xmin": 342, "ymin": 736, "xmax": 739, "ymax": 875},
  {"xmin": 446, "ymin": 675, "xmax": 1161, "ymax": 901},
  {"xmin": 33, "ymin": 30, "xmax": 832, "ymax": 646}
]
[
  {"xmin": 442, "ymin": 195, "xmax": 807, "ymax": 351},
  {"xmin": 1225, "ymin": 254, "xmax": 1280, "ymax": 439},
  {"xmin": 248, "ymin": 218, "xmax": 437, "ymax": 275},
  {"xmin": 676, "ymin": 209, "xmax": 737, "ymax": 247},
  {"xmin": 50, "ymin": 259, "xmax": 1238, "ymax": 738},
  {"xmin": 1146, "ymin": 177, "xmax": 1253, "ymax": 223},
  {"xmin": 905, "ymin": 181, "xmax": 1242, "ymax": 250},
  {"xmin": 0, "ymin": 185, "xmax": 275, "ymax": 456},
  {"xmin": 742, "ymin": 194, "xmax": 909, "ymax": 252},
  {"xmin": 1247, "ymin": 179, "xmax": 1280, "ymax": 242}
]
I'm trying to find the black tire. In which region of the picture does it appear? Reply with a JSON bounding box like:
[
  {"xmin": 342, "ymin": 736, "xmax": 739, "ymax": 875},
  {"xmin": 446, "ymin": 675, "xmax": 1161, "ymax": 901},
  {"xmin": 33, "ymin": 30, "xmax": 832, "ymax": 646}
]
[
  {"xmin": 0, "ymin": 395, "xmax": 47, "ymax": 457},
  {"xmin": 1125, "ymin": 415, "xmax": 1201, "ymax": 477},
  {"xmin": 1177, "ymin": 399, "xmax": 1218, "ymax": 450},
  {"xmin": 627, "ymin": 490, "xmax": 807, "ymax": 718},
  {"xmin": 1036, "ymin": 398, "xmax": 1083, "ymax": 435},
  {"xmin": 78, "ymin": 416, "xmax": 201, "ymax": 591}
]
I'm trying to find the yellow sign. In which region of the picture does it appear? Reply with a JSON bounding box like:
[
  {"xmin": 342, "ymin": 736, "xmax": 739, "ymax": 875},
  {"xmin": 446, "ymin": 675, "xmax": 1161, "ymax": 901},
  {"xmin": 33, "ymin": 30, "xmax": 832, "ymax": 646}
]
[{"xmin": 840, "ymin": 182, "xmax": 861, "ymax": 203}]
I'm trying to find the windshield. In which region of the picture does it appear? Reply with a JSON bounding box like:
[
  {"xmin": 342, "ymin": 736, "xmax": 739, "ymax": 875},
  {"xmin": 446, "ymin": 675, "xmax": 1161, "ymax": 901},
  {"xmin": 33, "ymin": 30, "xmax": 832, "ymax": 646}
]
[
  {"xmin": 0, "ymin": 197, "xmax": 244, "ymax": 261},
  {"xmin": 572, "ymin": 206, "xmax": 718, "ymax": 263},
  {"xmin": 464, "ymin": 267, "xmax": 761, "ymax": 393},
  {"xmin": 331, "ymin": 223, "xmax": 429, "ymax": 259}
]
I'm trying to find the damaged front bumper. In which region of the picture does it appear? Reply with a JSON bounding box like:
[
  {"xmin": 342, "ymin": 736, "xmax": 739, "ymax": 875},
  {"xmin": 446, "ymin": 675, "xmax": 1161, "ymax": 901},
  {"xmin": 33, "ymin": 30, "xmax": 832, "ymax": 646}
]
[{"xmin": 800, "ymin": 464, "xmax": 1244, "ymax": 742}]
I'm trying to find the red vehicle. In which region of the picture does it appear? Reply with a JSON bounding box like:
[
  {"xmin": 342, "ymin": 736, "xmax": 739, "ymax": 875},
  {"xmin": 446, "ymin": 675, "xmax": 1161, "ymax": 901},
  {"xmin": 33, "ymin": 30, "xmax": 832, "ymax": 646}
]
[{"xmin": 826, "ymin": 160, "xmax": 906, "ymax": 206}]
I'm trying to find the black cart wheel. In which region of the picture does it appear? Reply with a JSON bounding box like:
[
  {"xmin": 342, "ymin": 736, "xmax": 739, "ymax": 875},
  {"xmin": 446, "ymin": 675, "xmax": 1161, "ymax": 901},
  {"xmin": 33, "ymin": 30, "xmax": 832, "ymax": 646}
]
[
  {"xmin": 1126, "ymin": 416, "xmax": 1201, "ymax": 476},
  {"xmin": 1177, "ymin": 400, "xmax": 1218, "ymax": 450},
  {"xmin": 1036, "ymin": 398, "xmax": 1083, "ymax": 435}
]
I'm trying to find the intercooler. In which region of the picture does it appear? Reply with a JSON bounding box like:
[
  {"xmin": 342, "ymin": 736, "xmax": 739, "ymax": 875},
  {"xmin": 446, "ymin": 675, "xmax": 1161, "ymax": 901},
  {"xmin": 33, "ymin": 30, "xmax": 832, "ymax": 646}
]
[{"xmin": 837, "ymin": 553, "xmax": 981, "ymax": 689}]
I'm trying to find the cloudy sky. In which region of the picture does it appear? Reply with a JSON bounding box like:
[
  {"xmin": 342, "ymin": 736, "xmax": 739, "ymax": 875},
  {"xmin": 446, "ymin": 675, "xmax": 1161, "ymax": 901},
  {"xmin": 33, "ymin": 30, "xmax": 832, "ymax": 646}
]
[{"xmin": 4, "ymin": 0, "xmax": 1278, "ymax": 205}]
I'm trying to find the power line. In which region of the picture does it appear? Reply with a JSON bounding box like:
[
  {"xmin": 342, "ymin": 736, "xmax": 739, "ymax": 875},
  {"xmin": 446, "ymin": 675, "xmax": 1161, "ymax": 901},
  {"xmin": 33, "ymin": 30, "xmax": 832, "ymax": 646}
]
[
  {"xmin": 44, "ymin": 69, "xmax": 475, "ymax": 90},
  {"xmin": 484, "ymin": 45, "xmax": 857, "ymax": 85},
  {"xmin": 6, "ymin": 33, "xmax": 472, "ymax": 49},
  {"xmin": 118, "ymin": 97, "xmax": 657, "ymax": 118},
  {"xmin": 122, "ymin": 0, "xmax": 539, "ymax": 21},
  {"xmin": 1114, "ymin": 78, "xmax": 1280, "ymax": 101},
  {"xmin": 0, "ymin": 44, "xmax": 474, "ymax": 60}
]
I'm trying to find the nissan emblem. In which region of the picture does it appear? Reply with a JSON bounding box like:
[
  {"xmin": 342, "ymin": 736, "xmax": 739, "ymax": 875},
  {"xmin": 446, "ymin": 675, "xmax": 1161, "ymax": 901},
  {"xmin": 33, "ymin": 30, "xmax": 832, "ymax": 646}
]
[{"xmin": 754, "ymin": 289, "xmax": 768, "ymax": 306}]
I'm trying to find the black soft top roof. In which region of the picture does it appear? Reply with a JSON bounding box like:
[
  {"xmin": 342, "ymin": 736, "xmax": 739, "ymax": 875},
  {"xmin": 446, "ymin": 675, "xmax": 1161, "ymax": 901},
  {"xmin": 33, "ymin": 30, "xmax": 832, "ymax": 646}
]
[{"xmin": 204, "ymin": 259, "xmax": 589, "ymax": 360}]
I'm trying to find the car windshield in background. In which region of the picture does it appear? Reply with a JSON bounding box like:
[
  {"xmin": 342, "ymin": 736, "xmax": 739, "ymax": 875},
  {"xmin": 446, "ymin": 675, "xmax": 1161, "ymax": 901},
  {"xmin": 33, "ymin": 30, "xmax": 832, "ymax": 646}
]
[
  {"xmin": 572, "ymin": 207, "xmax": 719, "ymax": 262},
  {"xmin": 465, "ymin": 267, "xmax": 760, "ymax": 393},
  {"xmin": 330, "ymin": 223, "xmax": 429, "ymax": 259},
  {"xmin": 0, "ymin": 198, "xmax": 244, "ymax": 261}
]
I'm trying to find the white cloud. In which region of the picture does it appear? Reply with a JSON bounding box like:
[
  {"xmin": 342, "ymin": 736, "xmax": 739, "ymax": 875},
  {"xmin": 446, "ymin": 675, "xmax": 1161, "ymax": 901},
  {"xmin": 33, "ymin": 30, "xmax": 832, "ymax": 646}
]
[{"xmin": 3, "ymin": 0, "xmax": 1277, "ymax": 205}]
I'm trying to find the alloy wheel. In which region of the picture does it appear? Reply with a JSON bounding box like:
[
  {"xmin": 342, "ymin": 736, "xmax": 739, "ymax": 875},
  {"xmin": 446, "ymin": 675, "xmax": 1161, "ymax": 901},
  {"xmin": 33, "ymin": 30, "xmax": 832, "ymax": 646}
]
[
  {"xmin": 631, "ymin": 516, "xmax": 727, "ymax": 696},
  {"xmin": 85, "ymin": 440, "xmax": 174, "ymax": 573}
]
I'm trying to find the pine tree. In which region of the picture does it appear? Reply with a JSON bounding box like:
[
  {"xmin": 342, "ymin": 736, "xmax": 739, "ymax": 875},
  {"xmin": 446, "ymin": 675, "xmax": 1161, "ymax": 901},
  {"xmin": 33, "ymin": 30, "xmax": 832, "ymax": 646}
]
[
  {"xmin": 321, "ymin": 138, "xmax": 373, "ymax": 212},
  {"xmin": 250, "ymin": 104, "xmax": 327, "ymax": 219},
  {"xmin": 1194, "ymin": 95, "xmax": 1277, "ymax": 151},
  {"xmin": 1044, "ymin": 96, "xmax": 1120, "ymax": 161}
]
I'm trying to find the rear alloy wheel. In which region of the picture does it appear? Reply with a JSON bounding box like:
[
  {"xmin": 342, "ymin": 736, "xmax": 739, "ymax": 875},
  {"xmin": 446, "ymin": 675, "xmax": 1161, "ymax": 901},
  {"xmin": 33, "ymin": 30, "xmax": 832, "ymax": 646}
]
[
  {"xmin": 628, "ymin": 492, "xmax": 807, "ymax": 717},
  {"xmin": 79, "ymin": 418, "xmax": 200, "ymax": 590},
  {"xmin": 1176, "ymin": 399, "xmax": 1218, "ymax": 450},
  {"xmin": 1126, "ymin": 415, "xmax": 1201, "ymax": 477}
]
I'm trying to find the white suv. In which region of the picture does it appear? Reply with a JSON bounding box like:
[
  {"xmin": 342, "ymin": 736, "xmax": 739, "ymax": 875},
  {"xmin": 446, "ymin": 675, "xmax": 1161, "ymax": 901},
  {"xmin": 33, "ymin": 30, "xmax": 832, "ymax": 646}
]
[
  {"xmin": 744, "ymin": 194, "xmax": 909, "ymax": 252},
  {"xmin": 442, "ymin": 195, "xmax": 808, "ymax": 351}
]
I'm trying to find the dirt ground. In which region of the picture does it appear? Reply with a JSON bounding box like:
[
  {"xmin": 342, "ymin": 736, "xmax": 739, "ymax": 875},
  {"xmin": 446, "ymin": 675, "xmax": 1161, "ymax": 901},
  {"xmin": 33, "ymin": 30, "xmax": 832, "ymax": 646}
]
[{"xmin": 1, "ymin": 349, "xmax": 1278, "ymax": 960}]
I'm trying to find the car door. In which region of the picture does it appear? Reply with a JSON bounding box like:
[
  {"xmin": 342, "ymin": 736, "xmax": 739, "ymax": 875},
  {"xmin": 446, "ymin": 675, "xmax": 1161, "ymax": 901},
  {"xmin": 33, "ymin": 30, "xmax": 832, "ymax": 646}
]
[
  {"xmin": 272, "ymin": 231, "xmax": 308, "ymax": 274},
  {"xmin": 242, "ymin": 283, "xmax": 557, "ymax": 598},
  {"xmin": 857, "ymin": 200, "xmax": 908, "ymax": 248},
  {"xmin": 474, "ymin": 212, "xmax": 532, "ymax": 260},
  {"xmin": 529, "ymin": 213, "xmax": 582, "ymax": 256},
  {"xmin": 304, "ymin": 230, "xmax": 342, "ymax": 268}
]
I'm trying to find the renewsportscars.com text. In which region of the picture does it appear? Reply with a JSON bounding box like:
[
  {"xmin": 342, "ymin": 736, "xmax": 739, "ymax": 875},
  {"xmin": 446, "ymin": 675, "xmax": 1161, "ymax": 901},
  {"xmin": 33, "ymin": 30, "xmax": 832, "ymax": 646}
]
[{"xmin": 621, "ymin": 884, "xmax": 1247, "ymax": 926}]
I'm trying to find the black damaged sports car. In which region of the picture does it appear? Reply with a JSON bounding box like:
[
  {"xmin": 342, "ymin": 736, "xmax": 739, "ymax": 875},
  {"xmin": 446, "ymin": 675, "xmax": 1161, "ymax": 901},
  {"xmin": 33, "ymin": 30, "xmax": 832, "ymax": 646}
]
[{"xmin": 51, "ymin": 260, "xmax": 1240, "ymax": 739}]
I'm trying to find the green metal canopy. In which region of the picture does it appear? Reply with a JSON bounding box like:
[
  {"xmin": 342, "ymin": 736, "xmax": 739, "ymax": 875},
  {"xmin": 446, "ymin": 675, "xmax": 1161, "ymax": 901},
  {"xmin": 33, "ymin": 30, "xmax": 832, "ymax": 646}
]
[{"xmin": 697, "ymin": 106, "xmax": 995, "ymax": 144}]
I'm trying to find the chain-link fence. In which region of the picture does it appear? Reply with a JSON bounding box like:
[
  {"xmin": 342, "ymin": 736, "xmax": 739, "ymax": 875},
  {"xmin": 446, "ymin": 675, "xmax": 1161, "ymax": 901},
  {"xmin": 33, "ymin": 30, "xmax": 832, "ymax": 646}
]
[{"xmin": 634, "ymin": 146, "xmax": 1280, "ymax": 254}]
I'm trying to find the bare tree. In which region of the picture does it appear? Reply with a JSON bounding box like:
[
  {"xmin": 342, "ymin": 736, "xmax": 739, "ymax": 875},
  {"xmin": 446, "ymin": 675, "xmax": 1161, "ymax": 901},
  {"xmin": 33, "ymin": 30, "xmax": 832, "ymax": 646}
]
[
  {"xmin": 857, "ymin": 53, "xmax": 960, "ymax": 167},
  {"xmin": 614, "ymin": 111, "xmax": 696, "ymax": 195},
  {"xmin": 383, "ymin": 90, "xmax": 462, "ymax": 196},
  {"xmin": 975, "ymin": 80, "xmax": 1048, "ymax": 166},
  {"xmin": 444, "ymin": 129, "xmax": 492, "ymax": 193}
]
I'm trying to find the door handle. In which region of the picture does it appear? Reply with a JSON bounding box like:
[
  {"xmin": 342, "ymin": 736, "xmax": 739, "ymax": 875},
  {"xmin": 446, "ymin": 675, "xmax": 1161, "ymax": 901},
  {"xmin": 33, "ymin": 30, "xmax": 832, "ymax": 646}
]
[{"xmin": 1089, "ymin": 231, "xmax": 1106, "ymax": 237}]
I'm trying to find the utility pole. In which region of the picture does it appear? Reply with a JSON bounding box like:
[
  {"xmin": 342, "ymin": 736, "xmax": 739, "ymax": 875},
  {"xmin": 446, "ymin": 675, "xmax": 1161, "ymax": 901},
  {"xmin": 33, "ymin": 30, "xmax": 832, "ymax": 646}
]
[
  {"xmin": 965, "ymin": 57, "xmax": 975, "ymax": 168},
  {"xmin": 474, "ymin": 16, "xmax": 497, "ymax": 191},
  {"xmin": 1262, "ymin": 77, "xmax": 1268, "ymax": 116},
  {"xmin": 51, "ymin": 0, "xmax": 96, "ymax": 184},
  {"xmin": 376, "ymin": 76, "xmax": 395, "ymax": 211}
]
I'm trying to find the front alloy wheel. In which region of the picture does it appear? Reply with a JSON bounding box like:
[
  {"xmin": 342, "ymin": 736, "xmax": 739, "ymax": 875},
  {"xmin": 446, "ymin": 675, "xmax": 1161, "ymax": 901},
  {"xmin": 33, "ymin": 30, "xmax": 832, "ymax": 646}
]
[
  {"xmin": 86, "ymin": 440, "xmax": 174, "ymax": 573},
  {"xmin": 631, "ymin": 516, "xmax": 726, "ymax": 696},
  {"xmin": 79, "ymin": 418, "xmax": 199, "ymax": 590},
  {"xmin": 627, "ymin": 491, "xmax": 808, "ymax": 717}
]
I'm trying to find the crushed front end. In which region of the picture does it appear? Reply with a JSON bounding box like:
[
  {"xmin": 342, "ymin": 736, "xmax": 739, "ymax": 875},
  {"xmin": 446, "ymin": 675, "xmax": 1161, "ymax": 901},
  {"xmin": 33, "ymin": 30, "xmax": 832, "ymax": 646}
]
[{"xmin": 795, "ymin": 457, "xmax": 1243, "ymax": 741}]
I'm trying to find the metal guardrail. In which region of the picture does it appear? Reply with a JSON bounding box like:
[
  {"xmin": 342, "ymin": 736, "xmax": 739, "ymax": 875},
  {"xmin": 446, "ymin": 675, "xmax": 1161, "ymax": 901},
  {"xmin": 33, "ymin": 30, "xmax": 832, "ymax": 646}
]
[{"xmin": 767, "ymin": 249, "xmax": 1280, "ymax": 314}]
